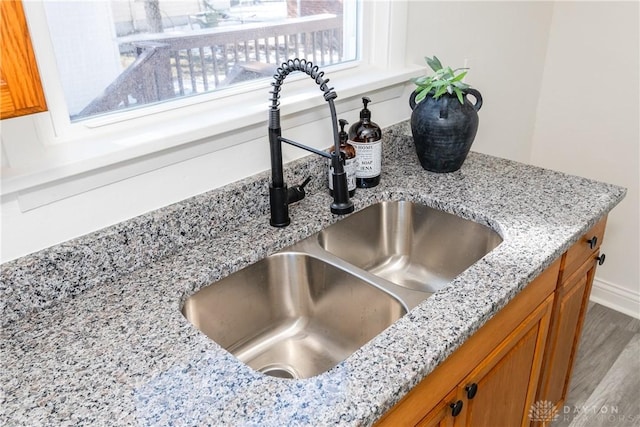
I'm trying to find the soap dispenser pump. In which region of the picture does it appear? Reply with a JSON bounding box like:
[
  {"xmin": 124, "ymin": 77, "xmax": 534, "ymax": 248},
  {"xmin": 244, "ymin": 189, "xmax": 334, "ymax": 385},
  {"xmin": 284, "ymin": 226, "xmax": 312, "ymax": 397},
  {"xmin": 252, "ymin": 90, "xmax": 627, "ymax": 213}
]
[
  {"xmin": 328, "ymin": 119, "xmax": 357, "ymax": 197},
  {"xmin": 349, "ymin": 96, "xmax": 382, "ymax": 188}
]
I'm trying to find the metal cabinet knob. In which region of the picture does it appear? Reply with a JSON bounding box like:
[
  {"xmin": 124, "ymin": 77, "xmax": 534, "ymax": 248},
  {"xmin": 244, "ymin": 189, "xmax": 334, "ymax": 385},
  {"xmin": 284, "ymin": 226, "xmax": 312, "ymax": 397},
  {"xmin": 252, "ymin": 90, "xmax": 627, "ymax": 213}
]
[
  {"xmin": 450, "ymin": 400, "xmax": 464, "ymax": 417},
  {"xmin": 587, "ymin": 236, "xmax": 598, "ymax": 249},
  {"xmin": 465, "ymin": 383, "xmax": 478, "ymax": 399},
  {"xmin": 596, "ymin": 253, "xmax": 606, "ymax": 266}
]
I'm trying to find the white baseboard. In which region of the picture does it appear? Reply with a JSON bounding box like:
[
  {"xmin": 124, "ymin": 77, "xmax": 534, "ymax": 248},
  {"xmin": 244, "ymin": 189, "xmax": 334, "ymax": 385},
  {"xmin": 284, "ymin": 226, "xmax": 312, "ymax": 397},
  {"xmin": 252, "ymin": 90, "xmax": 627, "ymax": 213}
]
[{"xmin": 590, "ymin": 277, "xmax": 640, "ymax": 319}]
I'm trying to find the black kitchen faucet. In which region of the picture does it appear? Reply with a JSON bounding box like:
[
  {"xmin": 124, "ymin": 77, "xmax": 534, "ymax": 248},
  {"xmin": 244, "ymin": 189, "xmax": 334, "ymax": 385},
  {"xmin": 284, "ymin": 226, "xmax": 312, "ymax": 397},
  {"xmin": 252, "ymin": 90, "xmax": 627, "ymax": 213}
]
[{"xmin": 267, "ymin": 58, "xmax": 354, "ymax": 227}]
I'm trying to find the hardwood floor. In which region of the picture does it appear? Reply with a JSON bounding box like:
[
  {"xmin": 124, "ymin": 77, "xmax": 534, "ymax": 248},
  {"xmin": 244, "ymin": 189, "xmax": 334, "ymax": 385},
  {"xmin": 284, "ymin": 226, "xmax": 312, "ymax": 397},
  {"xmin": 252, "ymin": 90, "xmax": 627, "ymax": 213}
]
[{"xmin": 552, "ymin": 303, "xmax": 640, "ymax": 427}]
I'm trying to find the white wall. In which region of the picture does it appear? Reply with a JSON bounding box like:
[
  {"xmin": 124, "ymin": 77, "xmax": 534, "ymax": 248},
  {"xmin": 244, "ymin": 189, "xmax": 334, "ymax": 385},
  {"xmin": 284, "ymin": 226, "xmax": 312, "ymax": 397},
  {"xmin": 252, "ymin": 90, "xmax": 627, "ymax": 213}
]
[
  {"xmin": 404, "ymin": 0, "xmax": 639, "ymax": 317},
  {"xmin": 405, "ymin": 1, "xmax": 555, "ymax": 163},
  {"xmin": 530, "ymin": 1, "xmax": 639, "ymax": 317}
]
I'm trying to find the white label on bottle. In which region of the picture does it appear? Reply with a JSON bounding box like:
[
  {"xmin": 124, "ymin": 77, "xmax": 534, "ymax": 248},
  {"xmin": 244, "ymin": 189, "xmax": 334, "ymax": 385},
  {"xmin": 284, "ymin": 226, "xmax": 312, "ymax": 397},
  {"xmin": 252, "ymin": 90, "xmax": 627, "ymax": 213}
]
[
  {"xmin": 328, "ymin": 157, "xmax": 357, "ymax": 191},
  {"xmin": 349, "ymin": 139, "xmax": 382, "ymax": 178}
]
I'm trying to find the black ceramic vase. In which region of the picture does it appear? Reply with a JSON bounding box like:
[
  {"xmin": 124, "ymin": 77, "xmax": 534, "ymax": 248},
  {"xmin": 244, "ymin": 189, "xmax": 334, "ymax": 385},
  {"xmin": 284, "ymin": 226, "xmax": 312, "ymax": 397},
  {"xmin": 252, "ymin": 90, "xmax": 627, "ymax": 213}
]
[{"xmin": 409, "ymin": 88, "xmax": 483, "ymax": 173}]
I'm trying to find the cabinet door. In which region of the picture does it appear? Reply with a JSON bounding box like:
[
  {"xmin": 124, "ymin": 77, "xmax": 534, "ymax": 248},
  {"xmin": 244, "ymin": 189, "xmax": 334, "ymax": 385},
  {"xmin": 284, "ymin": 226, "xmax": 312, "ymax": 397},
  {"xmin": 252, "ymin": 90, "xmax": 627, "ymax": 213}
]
[
  {"xmin": 375, "ymin": 261, "xmax": 559, "ymax": 427},
  {"xmin": 0, "ymin": 0, "xmax": 47, "ymax": 119},
  {"xmin": 455, "ymin": 295, "xmax": 553, "ymax": 427},
  {"xmin": 416, "ymin": 390, "xmax": 457, "ymax": 427},
  {"xmin": 537, "ymin": 253, "xmax": 599, "ymax": 412}
]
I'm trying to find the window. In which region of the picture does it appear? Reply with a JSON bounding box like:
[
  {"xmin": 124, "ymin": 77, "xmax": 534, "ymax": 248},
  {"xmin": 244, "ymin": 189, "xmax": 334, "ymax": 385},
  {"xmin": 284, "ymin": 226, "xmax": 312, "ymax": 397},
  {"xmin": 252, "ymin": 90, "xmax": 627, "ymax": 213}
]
[
  {"xmin": 41, "ymin": 0, "xmax": 359, "ymax": 121},
  {"xmin": 2, "ymin": 0, "xmax": 416, "ymax": 206}
]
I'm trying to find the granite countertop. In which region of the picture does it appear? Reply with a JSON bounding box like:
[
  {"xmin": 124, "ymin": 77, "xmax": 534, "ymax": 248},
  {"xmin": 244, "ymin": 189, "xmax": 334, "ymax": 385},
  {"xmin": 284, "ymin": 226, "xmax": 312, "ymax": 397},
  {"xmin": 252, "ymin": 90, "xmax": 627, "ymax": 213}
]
[{"xmin": 0, "ymin": 122, "xmax": 626, "ymax": 426}]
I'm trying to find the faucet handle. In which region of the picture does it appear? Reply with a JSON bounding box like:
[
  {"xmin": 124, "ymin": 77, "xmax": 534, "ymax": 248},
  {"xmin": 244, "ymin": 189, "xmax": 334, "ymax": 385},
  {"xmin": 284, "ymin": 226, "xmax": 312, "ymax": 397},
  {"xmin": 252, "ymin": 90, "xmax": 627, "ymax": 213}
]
[
  {"xmin": 287, "ymin": 176, "xmax": 312, "ymax": 204},
  {"xmin": 299, "ymin": 176, "xmax": 312, "ymax": 189}
]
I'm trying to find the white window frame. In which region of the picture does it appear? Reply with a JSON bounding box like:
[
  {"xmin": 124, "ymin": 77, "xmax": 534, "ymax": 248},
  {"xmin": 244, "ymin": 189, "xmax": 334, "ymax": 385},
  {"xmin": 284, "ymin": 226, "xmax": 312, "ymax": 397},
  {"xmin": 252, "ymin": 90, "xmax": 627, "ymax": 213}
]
[{"xmin": 1, "ymin": 0, "xmax": 421, "ymax": 209}]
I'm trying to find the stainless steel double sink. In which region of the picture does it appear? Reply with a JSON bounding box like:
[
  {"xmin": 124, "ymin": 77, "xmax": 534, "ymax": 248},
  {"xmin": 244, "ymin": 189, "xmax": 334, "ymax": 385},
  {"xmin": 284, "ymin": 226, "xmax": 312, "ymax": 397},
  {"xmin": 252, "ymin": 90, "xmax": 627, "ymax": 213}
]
[{"xmin": 182, "ymin": 201, "xmax": 502, "ymax": 379}]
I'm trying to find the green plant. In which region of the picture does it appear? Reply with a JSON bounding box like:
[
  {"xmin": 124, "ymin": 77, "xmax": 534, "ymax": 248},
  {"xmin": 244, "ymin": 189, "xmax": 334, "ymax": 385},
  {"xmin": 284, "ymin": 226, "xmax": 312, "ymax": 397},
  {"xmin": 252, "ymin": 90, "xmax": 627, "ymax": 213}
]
[{"xmin": 412, "ymin": 56, "xmax": 470, "ymax": 104}]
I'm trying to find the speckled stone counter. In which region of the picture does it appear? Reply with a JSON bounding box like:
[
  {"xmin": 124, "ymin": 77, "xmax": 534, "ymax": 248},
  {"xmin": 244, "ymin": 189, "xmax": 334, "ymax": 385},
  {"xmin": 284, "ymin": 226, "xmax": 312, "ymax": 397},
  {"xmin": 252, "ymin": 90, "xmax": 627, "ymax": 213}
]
[{"xmin": 1, "ymin": 122, "xmax": 626, "ymax": 426}]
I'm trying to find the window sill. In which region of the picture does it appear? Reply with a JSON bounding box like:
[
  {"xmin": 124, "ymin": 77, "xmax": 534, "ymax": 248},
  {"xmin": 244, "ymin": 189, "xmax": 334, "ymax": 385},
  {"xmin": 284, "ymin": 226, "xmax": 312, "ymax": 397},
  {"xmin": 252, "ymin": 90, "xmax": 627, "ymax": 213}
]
[{"xmin": 1, "ymin": 65, "xmax": 423, "ymax": 209}]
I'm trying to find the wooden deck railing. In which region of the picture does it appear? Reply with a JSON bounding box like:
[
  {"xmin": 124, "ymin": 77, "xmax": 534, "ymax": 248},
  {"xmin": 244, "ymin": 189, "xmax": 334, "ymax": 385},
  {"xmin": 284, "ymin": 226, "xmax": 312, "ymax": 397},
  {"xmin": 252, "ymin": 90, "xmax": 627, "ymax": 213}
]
[{"xmin": 77, "ymin": 14, "xmax": 342, "ymax": 119}]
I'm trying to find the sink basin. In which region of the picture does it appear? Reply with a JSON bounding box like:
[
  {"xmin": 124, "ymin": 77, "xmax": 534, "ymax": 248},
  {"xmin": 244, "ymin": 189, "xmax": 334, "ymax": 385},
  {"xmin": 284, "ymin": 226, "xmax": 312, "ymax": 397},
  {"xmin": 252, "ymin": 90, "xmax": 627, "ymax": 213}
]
[
  {"xmin": 318, "ymin": 201, "xmax": 502, "ymax": 294},
  {"xmin": 182, "ymin": 252, "xmax": 406, "ymax": 379},
  {"xmin": 182, "ymin": 200, "xmax": 501, "ymax": 379}
]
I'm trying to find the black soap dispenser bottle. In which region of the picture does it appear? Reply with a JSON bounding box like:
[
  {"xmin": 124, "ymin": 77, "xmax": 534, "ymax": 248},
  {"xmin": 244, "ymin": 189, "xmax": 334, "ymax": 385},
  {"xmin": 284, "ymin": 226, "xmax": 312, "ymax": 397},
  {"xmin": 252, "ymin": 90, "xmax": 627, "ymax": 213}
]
[
  {"xmin": 328, "ymin": 119, "xmax": 357, "ymax": 197},
  {"xmin": 349, "ymin": 96, "xmax": 382, "ymax": 188}
]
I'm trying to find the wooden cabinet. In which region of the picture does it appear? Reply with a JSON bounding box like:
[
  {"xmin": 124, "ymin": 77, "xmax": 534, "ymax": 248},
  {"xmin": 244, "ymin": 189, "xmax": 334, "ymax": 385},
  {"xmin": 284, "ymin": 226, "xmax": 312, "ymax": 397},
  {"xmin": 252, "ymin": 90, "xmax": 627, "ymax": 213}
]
[
  {"xmin": 453, "ymin": 297, "xmax": 551, "ymax": 427},
  {"xmin": 377, "ymin": 260, "xmax": 560, "ymax": 427},
  {"xmin": 536, "ymin": 217, "xmax": 607, "ymax": 419},
  {"xmin": 1, "ymin": 0, "xmax": 47, "ymax": 119},
  {"xmin": 376, "ymin": 217, "xmax": 609, "ymax": 427}
]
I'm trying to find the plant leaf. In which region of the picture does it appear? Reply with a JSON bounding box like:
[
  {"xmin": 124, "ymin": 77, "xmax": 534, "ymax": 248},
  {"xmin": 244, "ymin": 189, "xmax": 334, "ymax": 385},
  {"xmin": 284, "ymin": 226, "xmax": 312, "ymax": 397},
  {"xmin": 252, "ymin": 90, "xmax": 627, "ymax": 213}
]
[
  {"xmin": 413, "ymin": 76, "xmax": 430, "ymax": 85},
  {"xmin": 416, "ymin": 56, "xmax": 474, "ymax": 100},
  {"xmin": 415, "ymin": 88, "xmax": 428, "ymax": 103},
  {"xmin": 444, "ymin": 66, "xmax": 455, "ymax": 79},
  {"xmin": 454, "ymin": 87, "xmax": 464, "ymax": 104},
  {"xmin": 425, "ymin": 56, "xmax": 443, "ymax": 72},
  {"xmin": 434, "ymin": 85, "xmax": 448, "ymax": 98},
  {"xmin": 452, "ymin": 81, "xmax": 470, "ymax": 90},
  {"xmin": 451, "ymin": 71, "xmax": 467, "ymax": 82}
]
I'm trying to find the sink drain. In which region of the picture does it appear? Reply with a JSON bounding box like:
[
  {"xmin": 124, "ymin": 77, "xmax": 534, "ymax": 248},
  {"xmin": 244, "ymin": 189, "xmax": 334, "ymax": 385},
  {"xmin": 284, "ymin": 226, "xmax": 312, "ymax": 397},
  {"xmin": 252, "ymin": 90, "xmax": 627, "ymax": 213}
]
[{"xmin": 259, "ymin": 364, "xmax": 299, "ymax": 379}]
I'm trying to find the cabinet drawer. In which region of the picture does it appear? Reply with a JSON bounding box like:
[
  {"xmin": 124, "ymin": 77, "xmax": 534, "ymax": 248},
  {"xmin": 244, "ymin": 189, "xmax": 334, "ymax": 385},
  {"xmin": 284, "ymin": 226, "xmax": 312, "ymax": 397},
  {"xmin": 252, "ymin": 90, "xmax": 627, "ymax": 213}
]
[{"xmin": 560, "ymin": 216, "xmax": 607, "ymax": 282}]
